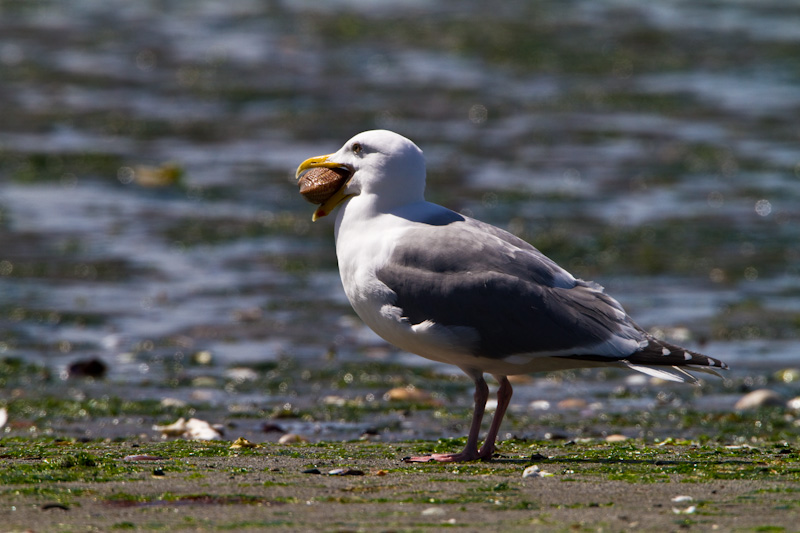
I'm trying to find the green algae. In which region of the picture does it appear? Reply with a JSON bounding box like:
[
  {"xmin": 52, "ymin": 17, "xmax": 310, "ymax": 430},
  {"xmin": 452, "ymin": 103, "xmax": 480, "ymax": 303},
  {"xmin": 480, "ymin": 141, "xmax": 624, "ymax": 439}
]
[
  {"xmin": 1, "ymin": 151, "xmax": 124, "ymax": 184},
  {"xmin": 5, "ymin": 395, "xmax": 194, "ymax": 424},
  {"xmin": 0, "ymin": 437, "xmax": 797, "ymax": 531}
]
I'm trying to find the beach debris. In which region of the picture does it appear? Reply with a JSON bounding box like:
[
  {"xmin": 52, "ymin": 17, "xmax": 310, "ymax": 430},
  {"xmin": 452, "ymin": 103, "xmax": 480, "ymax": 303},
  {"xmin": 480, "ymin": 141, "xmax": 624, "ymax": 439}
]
[
  {"xmin": 0, "ymin": 407, "xmax": 7, "ymax": 430},
  {"xmin": 230, "ymin": 437, "xmax": 261, "ymax": 449},
  {"xmin": 557, "ymin": 398, "xmax": 588, "ymax": 410},
  {"xmin": 328, "ymin": 468, "xmax": 365, "ymax": 476},
  {"xmin": 128, "ymin": 162, "xmax": 184, "ymax": 187},
  {"xmin": 322, "ymin": 395, "xmax": 350, "ymax": 407},
  {"xmin": 672, "ymin": 505, "xmax": 697, "ymax": 514},
  {"xmin": 123, "ymin": 454, "xmax": 163, "ymax": 462},
  {"xmin": 192, "ymin": 350, "xmax": 214, "ymax": 365},
  {"xmin": 41, "ymin": 503, "xmax": 69, "ymax": 511},
  {"xmin": 605, "ymin": 434, "xmax": 628, "ymax": 443},
  {"xmin": 302, "ymin": 468, "xmax": 321, "ymax": 474},
  {"xmin": 190, "ymin": 377, "xmax": 218, "ymax": 388},
  {"xmin": 159, "ymin": 397, "xmax": 187, "ymax": 409},
  {"xmin": 153, "ymin": 418, "xmax": 192, "ymax": 437},
  {"xmin": 224, "ymin": 367, "xmax": 258, "ymax": 382},
  {"xmin": 529, "ymin": 400, "xmax": 551, "ymax": 411},
  {"xmin": 774, "ymin": 368, "xmax": 800, "ymax": 383},
  {"xmin": 787, "ymin": 397, "xmax": 800, "ymax": 410},
  {"xmin": 384, "ymin": 386, "xmax": 439, "ymax": 405},
  {"xmin": 625, "ymin": 373, "xmax": 649, "ymax": 386},
  {"xmin": 261, "ymin": 422, "xmax": 286, "ymax": 434},
  {"xmin": 360, "ymin": 427, "xmax": 381, "ymax": 441},
  {"xmin": 734, "ymin": 389, "xmax": 783, "ymax": 410},
  {"xmin": 724, "ymin": 444, "xmax": 755, "ymax": 450},
  {"xmin": 233, "ymin": 307, "xmax": 263, "ymax": 322},
  {"xmin": 67, "ymin": 358, "xmax": 107, "ymax": 379},
  {"xmin": 153, "ymin": 417, "xmax": 224, "ymax": 440},
  {"xmin": 278, "ymin": 433, "xmax": 307, "ymax": 444},
  {"xmin": 421, "ymin": 507, "xmax": 446, "ymax": 516},
  {"xmin": 671, "ymin": 495, "xmax": 693, "ymax": 503},
  {"xmin": 522, "ymin": 465, "xmax": 553, "ymax": 478}
]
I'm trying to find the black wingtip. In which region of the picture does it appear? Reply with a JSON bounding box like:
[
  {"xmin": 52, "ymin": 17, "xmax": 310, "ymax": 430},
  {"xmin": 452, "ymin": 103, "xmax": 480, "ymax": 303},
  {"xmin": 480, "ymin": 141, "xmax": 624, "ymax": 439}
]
[{"xmin": 626, "ymin": 338, "xmax": 728, "ymax": 371}]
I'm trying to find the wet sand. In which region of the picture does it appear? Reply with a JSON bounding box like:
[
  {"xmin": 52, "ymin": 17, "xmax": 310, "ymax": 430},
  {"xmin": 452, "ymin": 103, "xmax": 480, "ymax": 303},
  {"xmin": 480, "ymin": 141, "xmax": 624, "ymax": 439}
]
[{"xmin": 4, "ymin": 440, "xmax": 798, "ymax": 532}]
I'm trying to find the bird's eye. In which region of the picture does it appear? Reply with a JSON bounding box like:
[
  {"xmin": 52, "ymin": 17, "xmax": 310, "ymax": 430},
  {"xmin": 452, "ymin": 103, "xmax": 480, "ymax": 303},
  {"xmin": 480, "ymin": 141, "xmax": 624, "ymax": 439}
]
[{"xmin": 352, "ymin": 142, "xmax": 362, "ymax": 155}]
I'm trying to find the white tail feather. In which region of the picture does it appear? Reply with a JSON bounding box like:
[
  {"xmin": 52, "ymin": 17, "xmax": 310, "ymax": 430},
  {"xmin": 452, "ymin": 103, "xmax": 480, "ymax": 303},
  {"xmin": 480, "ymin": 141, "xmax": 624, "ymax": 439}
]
[{"xmin": 622, "ymin": 362, "xmax": 693, "ymax": 383}]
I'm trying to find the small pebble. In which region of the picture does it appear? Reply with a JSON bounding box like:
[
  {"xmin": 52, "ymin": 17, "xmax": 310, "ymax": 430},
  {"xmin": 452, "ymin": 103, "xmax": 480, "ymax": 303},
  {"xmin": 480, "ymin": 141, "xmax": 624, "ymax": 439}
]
[
  {"xmin": 529, "ymin": 400, "xmax": 551, "ymax": 410},
  {"xmin": 734, "ymin": 389, "xmax": 783, "ymax": 410},
  {"xmin": 261, "ymin": 422, "xmax": 286, "ymax": 433},
  {"xmin": 360, "ymin": 427, "xmax": 381, "ymax": 441},
  {"xmin": 671, "ymin": 495, "xmax": 693, "ymax": 503},
  {"xmin": 192, "ymin": 350, "xmax": 213, "ymax": 365},
  {"xmin": 557, "ymin": 398, "xmax": 587, "ymax": 409},
  {"xmin": 152, "ymin": 417, "xmax": 224, "ymax": 440},
  {"xmin": 522, "ymin": 465, "xmax": 553, "ymax": 478},
  {"xmin": 774, "ymin": 368, "xmax": 800, "ymax": 383},
  {"xmin": 160, "ymin": 398, "xmax": 187, "ymax": 409},
  {"xmin": 278, "ymin": 433, "xmax": 307, "ymax": 444},
  {"xmin": 224, "ymin": 367, "xmax": 258, "ymax": 382},
  {"xmin": 133, "ymin": 162, "xmax": 183, "ymax": 187},
  {"xmin": 328, "ymin": 468, "xmax": 365, "ymax": 476},
  {"xmin": 384, "ymin": 386, "xmax": 437, "ymax": 405},
  {"xmin": 190, "ymin": 377, "xmax": 218, "ymax": 388},
  {"xmin": 41, "ymin": 503, "xmax": 69, "ymax": 511},
  {"xmin": 624, "ymin": 374, "xmax": 649, "ymax": 386},
  {"xmin": 421, "ymin": 507, "xmax": 446, "ymax": 516},
  {"xmin": 233, "ymin": 307, "xmax": 263, "ymax": 322},
  {"xmin": 302, "ymin": 468, "xmax": 321, "ymax": 475},
  {"xmin": 230, "ymin": 437, "xmax": 260, "ymax": 449},
  {"xmin": 123, "ymin": 454, "xmax": 163, "ymax": 462},
  {"xmin": 67, "ymin": 358, "xmax": 107, "ymax": 378},
  {"xmin": 322, "ymin": 395, "xmax": 348, "ymax": 406},
  {"xmin": 605, "ymin": 434, "xmax": 628, "ymax": 443},
  {"xmin": 152, "ymin": 468, "xmax": 165, "ymax": 477}
]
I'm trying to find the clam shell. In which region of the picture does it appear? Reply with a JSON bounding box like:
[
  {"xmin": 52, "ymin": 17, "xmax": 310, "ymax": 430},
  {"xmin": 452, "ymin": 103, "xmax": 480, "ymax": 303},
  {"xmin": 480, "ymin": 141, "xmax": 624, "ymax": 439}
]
[{"xmin": 298, "ymin": 167, "xmax": 350, "ymax": 205}]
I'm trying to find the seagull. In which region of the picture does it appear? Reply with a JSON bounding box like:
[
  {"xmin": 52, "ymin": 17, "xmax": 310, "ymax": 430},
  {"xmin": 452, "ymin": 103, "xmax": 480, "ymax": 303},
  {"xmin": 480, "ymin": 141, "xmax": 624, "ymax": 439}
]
[{"xmin": 295, "ymin": 130, "xmax": 727, "ymax": 463}]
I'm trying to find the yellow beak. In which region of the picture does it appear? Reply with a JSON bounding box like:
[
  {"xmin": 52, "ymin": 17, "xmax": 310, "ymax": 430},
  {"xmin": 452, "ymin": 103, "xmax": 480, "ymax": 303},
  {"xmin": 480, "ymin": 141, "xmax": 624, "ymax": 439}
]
[{"xmin": 295, "ymin": 154, "xmax": 355, "ymax": 221}]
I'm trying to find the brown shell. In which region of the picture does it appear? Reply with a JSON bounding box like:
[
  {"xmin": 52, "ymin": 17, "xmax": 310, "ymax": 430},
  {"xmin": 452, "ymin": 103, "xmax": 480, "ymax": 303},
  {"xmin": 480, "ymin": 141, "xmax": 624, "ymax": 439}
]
[{"xmin": 298, "ymin": 167, "xmax": 351, "ymax": 205}]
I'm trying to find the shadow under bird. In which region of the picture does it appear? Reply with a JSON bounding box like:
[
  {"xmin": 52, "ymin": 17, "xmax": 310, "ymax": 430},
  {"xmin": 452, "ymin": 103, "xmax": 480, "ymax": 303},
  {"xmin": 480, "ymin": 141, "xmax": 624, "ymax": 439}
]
[{"xmin": 296, "ymin": 130, "xmax": 727, "ymax": 463}]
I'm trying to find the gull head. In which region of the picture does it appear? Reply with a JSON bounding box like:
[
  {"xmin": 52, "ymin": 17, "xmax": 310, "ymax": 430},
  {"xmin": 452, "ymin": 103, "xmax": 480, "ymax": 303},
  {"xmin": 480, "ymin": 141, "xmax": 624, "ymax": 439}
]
[{"xmin": 296, "ymin": 130, "xmax": 426, "ymax": 221}]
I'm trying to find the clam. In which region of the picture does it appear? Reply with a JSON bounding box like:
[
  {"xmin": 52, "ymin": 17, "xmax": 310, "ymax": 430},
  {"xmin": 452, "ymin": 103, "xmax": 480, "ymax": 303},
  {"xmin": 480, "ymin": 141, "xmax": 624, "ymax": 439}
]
[{"xmin": 298, "ymin": 166, "xmax": 351, "ymax": 205}]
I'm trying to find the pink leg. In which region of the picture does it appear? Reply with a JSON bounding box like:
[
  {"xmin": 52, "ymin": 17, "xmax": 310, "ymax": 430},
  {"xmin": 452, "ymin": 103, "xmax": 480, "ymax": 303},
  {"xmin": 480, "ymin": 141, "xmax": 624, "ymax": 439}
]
[
  {"xmin": 477, "ymin": 376, "xmax": 512, "ymax": 459},
  {"xmin": 405, "ymin": 373, "xmax": 512, "ymax": 463},
  {"xmin": 404, "ymin": 373, "xmax": 488, "ymax": 463}
]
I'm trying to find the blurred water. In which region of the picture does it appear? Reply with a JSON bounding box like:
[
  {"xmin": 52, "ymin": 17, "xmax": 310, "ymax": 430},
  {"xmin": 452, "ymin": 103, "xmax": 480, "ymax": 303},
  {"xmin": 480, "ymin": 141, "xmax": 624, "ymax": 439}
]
[{"xmin": 1, "ymin": 0, "xmax": 799, "ymax": 440}]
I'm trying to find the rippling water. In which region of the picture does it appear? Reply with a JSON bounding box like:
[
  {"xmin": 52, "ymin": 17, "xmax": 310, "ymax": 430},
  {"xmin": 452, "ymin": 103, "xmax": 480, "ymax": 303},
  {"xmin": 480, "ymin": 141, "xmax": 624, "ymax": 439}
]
[{"xmin": 1, "ymin": 0, "xmax": 798, "ymax": 441}]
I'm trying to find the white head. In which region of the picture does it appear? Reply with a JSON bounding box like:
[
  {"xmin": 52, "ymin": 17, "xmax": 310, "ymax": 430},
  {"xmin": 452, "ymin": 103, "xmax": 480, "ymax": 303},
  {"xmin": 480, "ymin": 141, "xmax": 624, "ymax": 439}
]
[{"xmin": 296, "ymin": 130, "xmax": 426, "ymax": 220}]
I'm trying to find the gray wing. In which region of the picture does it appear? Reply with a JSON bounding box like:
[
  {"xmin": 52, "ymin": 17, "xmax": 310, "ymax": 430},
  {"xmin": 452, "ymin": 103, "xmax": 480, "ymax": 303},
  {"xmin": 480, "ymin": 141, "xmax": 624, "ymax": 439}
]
[{"xmin": 376, "ymin": 214, "xmax": 640, "ymax": 360}]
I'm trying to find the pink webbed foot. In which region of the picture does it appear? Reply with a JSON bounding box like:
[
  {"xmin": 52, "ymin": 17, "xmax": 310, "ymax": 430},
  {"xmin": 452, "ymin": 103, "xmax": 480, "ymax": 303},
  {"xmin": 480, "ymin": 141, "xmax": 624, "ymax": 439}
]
[
  {"xmin": 404, "ymin": 452, "xmax": 473, "ymax": 463},
  {"xmin": 402, "ymin": 374, "xmax": 508, "ymax": 464},
  {"xmin": 403, "ymin": 448, "xmax": 493, "ymax": 463}
]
